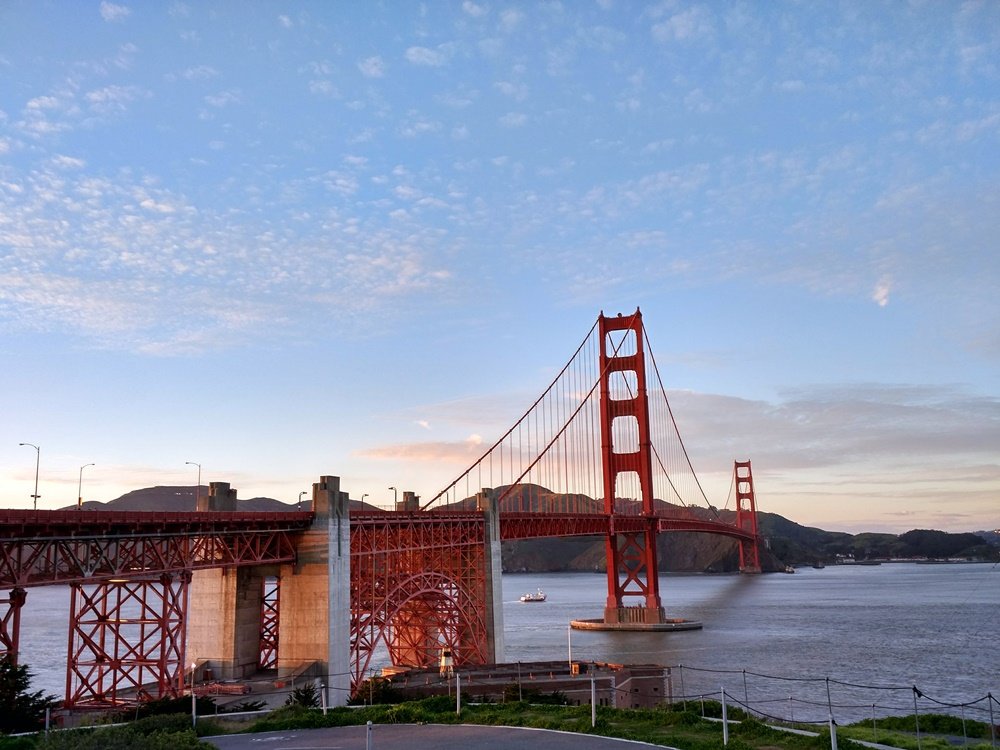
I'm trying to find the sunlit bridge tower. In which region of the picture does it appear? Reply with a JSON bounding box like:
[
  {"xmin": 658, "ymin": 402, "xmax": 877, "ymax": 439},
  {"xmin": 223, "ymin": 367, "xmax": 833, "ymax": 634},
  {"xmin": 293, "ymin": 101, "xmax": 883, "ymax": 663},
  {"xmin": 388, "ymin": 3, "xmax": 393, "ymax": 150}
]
[
  {"xmin": 734, "ymin": 460, "xmax": 761, "ymax": 573},
  {"xmin": 598, "ymin": 310, "xmax": 667, "ymax": 625}
]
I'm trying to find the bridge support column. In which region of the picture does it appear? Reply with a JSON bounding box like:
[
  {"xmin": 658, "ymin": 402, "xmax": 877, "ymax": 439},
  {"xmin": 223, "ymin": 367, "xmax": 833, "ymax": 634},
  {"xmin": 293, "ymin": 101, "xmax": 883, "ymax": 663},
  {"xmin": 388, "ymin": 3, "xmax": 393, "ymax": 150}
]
[
  {"xmin": 277, "ymin": 476, "xmax": 350, "ymax": 706},
  {"xmin": 66, "ymin": 573, "xmax": 188, "ymax": 707},
  {"xmin": 0, "ymin": 587, "xmax": 26, "ymax": 663},
  {"xmin": 188, "ymin": 482, "xmax": 272, "ymax": 681},
  {"xmin": 735, "ymin": 461, "xmax": 762, "ymax": 573},
  {"xmin": 570, "ymin": 310, "xmax": 701, "ymax": 632},
  {"xmin": 478, "ymin": 490, "xmax": 505, "ymax": 663}
]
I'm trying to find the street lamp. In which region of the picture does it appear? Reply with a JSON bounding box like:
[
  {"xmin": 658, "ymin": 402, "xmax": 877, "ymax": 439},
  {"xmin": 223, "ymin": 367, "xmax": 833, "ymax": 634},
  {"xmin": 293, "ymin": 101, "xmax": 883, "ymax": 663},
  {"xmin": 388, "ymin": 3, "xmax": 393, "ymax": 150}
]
[
  {"xmin": 297, "ymin": 491, "xmax": 307, "ymax": 510},
  {"xmin": 388, "ymin": 486, "xmax": 397, "ymax": 507},
  {"xmin": 185, "ymin": 461, "xmax": 202, "ymax": 509},
  {"xmin": 77, "ymin": 463, "xmax": 95, "ymax": 510},
  {"xmin": 361, "ymin": 493, "xmax": 369, "ymax": 507},
  {"xmin": 18, "ymin": 443, "xmax": 40, "ymax": 510}
]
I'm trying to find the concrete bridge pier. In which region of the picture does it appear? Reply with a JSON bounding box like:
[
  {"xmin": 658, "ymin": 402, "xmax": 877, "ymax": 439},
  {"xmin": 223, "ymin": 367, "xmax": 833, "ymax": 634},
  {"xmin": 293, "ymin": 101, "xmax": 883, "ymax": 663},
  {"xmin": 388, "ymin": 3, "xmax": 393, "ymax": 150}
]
[
  {"xmin": 187, "ymin": 477, "xmax": 351, "ymax": 704},
  {"xmin": 276, "ymin": 476, "xmax": 351, "ymax": 705},
  {"xmin": 187, "ymin": 482, "xmax": 274, "ymax": 681}
]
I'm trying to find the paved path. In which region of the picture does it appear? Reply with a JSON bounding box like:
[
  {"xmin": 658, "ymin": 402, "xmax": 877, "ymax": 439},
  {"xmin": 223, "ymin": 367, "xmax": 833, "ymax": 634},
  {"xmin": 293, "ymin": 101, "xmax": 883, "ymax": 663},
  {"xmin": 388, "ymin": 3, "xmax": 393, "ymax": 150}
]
[{"xmin": 205, "ymin": 723, "xmax": 676, "ymax": 749}]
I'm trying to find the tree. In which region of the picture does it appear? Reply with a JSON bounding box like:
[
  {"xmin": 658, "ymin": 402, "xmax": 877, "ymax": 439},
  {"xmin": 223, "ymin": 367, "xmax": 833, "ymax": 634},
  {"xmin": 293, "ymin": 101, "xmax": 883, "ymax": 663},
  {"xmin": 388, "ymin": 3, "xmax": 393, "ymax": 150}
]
[{"xmin": 0, "ymin": 656, "xmax": 59, "ymax": 733}]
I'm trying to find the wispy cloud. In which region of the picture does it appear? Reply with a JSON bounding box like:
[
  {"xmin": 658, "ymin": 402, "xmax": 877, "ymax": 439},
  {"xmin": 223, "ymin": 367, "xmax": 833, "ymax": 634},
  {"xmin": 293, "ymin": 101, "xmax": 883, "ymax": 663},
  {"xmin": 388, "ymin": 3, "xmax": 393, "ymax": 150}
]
[
  {"xmin": 99, "ymin": 2, "xmax": 131, "ymax": 23},
  {"xmin": 358, "ymin": 56, "xmax": 386, "ymax": 78},
  {"xmin": 405, "ymin": 46, "xmax": 449, "ymax": 67}
]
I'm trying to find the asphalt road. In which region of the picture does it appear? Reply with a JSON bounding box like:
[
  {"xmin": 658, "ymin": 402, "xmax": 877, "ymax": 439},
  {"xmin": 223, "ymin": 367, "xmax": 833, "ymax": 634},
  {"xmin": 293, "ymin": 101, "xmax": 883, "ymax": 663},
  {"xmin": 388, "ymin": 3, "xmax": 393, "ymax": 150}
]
[{"xmin": 205, "ymin": 723, "xmax": 674, "ymax": 749}]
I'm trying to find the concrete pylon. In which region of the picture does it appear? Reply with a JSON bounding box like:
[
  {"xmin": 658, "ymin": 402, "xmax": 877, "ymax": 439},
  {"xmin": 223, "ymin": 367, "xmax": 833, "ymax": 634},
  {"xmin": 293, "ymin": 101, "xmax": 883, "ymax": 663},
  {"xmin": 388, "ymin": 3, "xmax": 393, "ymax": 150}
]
[
  {"xmin": 277, "ymin": 476, "xmax": 351, "ymax": 705},
  {"xmin": 478, "ymin": 488, "xmax": 505, "ymax": 663},
  {"xmin": 188, "ymin": 482, "xmax": 273, "ymax": 680}
]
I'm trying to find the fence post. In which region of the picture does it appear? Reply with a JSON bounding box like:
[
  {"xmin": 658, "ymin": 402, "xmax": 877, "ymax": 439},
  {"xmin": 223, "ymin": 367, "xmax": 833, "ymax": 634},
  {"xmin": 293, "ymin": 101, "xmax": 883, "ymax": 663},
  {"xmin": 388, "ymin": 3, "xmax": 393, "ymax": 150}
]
[
  {"xmin": 743, "ymin": 669, "xmax": 749, "ymax": 710},
  {"xmin": 913, "ymin": 687, "xmax": 922, "ymax": 750},
  {"xmin": 456, "ymin": 673, "xmax": 461, "ymax": 716},
  {"xmin": 872, "ymin": 704, "xmax": 877, "ymax": 742},
  {"xmin": 988, "ymin": 693, "xmax": 995, "ymax": 749},
  {"xmin": 679, "ymin": 665, "xmax": 686, "ymax": 711},
  {"xmin": 591, "ymin": 674, "xmax": 596, "ymax": 728},
  {"xmin": 830, "ymin": 718, "xmax": 838, "ymax": 750},
  {"xmin": 721, "ymin": 687, "xmax": 729, "ymax": 746},
  {"xmin": 825, "ymin": 677, "xmax": 834, "ymax": 726},
  {"xmin": 321, "ymin": 683, "xmax": 328, "ymax": 715}
]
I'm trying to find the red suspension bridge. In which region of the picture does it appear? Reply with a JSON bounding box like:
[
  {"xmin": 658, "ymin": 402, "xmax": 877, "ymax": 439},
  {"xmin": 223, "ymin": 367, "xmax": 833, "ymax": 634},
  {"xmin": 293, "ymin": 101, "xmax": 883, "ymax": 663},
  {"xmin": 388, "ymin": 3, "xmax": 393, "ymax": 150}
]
[{"xmin": 0, "ymin": 309, "xmax": 761, "ymax": 709}]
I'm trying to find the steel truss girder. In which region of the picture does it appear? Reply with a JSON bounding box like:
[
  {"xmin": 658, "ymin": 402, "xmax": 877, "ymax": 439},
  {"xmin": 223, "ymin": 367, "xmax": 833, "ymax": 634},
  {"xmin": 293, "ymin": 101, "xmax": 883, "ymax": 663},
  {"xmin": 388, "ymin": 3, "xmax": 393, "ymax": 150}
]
[
  {"xmin": 349, "ymin": 513, "xmax": 488, "ymax": 692},
  {"xmin": 258, "ymin": 577, "xmax": 280, "ymax": 670},
  {"xmin": 65, "ymin": 572, "xmax": 189, "ymax": 708},
  {"xmin": 498, "ymin": 513, "xmax": 757, "ymax": 542},
  {"xmin": 0, "ymin": 516, "xmax": 305, "ymax": 588}
]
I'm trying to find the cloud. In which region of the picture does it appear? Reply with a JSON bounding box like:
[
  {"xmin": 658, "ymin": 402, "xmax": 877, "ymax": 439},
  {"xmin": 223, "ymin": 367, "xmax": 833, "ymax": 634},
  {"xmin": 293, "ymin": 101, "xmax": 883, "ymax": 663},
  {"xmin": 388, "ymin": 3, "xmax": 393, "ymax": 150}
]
[
  {"xmin": 0, "ymin": 162, "xmax": 457, "ymax": 354},
  {"xmin": 405, "ymin": 46, "xmax": 448, "ymax": 67},
  {"xmin": 308, "ymin": 80, "xmax": 336, "ymax": 96},
  {"xmin": 85, "ymin": 85, "xmax": 143, "ymax": 116},
  {"xmin": 358, "ymin": 434, "xmax": 487, "ymax": 463},
  {"xmin": 178, "ymin": 65, "xmax": 219, "ymax": 81},
  {"xmin": 463, "ymin": 1, "xmax": 488, "ymax": 17},
  {"xmin": 651, "ymin": 6, "xmax": 714, "ymax": 42},
  {"xmin": 358, "ymin": 56, "xmax": 386, "ymax": 78},
  {"xmin": 495, "ymin": 81, "xmax": 528, "ymax": 100},
  {"xmin": 872, "ymin": 277, "xmax": 891, "ymax": 307},
  {"xmin": 204, "ymin": 90, "xmax": 241, "ymax": 108},
  {"xmin": 499, "ymin": 112, "xmax": 527, "ymax": 128},
  {"xmin": 278, "ymin": 14, "xmax": 293, "ymax": 29},
  {"xmin": 99, "ymin": 2, "xmax": 130, "ymax": 22},
  {"xmin": 499, "ymin": 9, "xmax": 522, "ymax": 31}
]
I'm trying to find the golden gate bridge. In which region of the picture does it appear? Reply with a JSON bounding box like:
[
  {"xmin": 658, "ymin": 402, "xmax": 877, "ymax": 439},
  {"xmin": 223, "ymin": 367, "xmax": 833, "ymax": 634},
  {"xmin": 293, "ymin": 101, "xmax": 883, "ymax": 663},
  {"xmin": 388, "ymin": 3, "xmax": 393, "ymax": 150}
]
[{"xmin": 0, "ymin": 308, "xmax": 761, "ymax": 709}]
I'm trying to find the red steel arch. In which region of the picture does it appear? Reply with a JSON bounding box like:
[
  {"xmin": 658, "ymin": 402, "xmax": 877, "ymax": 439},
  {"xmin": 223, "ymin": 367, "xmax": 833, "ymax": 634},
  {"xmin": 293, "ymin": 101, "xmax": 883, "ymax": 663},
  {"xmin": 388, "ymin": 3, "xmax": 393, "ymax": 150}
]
[{"xmin": 349, "ymin": 511, "xmax": 489, "ymax": 689}]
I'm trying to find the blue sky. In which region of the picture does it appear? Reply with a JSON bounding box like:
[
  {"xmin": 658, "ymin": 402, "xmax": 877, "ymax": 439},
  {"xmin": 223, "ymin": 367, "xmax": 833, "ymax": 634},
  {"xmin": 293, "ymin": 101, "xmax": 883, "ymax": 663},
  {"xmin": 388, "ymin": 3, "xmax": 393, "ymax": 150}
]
[{"xmin": 1, "ymin": 1, "xmax": 997, "ymax": 533}]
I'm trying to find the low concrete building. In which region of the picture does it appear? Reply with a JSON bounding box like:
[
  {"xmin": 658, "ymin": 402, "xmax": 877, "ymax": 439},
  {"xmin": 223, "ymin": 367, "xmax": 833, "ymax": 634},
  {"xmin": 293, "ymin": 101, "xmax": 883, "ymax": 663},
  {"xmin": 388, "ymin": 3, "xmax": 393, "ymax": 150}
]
[{"xmin": 378, "ymin": 660, "xmax": 673, "ymax": 710}]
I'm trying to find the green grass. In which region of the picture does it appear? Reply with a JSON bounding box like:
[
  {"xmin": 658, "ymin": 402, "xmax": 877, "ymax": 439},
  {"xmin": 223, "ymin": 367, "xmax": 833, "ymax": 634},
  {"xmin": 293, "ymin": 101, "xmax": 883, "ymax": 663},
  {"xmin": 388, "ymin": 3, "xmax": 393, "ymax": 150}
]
[
  {"xmin": 838, "ymin": 713, "xmax": 995, "ymax": 750},
  {"xmin": 241, "ymin": 697, "xmax": 872, "ymax": 750},
  {"xmin": 3, "ymin": 701, "xmax": 989, "ymax": 750}
]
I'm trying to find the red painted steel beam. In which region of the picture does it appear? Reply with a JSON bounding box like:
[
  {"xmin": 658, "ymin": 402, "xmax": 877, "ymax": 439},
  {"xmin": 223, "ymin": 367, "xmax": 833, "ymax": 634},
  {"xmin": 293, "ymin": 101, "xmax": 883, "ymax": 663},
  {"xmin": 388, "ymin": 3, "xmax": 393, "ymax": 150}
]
[{"xmin": 0, "ymin": 511, "xmax": 311, "ymax": 588}]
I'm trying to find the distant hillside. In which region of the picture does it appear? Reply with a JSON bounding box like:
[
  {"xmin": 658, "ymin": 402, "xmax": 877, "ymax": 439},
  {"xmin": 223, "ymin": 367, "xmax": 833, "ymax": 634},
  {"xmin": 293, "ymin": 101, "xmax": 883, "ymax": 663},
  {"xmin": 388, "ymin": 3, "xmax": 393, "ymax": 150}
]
[
  {"xmin": 68, "ymin": 485, "xmax": 998, "ymax": 572},
  {"xmin": 64, "ymin": 485, "xmax": 298, "ymax": 513}
]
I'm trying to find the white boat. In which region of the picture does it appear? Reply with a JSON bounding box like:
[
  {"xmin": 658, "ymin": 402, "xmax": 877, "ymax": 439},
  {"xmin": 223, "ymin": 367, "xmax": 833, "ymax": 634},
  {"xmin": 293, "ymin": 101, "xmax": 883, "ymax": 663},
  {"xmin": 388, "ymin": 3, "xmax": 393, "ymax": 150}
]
[{"xmin": 520, "ymin": 588, "xmax": 546, "ymax": 602}]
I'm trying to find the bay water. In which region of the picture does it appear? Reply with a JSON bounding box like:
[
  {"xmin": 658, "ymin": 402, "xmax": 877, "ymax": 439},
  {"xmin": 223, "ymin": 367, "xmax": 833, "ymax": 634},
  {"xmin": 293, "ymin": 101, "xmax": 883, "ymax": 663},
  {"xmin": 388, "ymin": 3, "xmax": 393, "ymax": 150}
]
[{"xmin": 14, "ymin": 562, "xmax": 998, "ymax": 725}]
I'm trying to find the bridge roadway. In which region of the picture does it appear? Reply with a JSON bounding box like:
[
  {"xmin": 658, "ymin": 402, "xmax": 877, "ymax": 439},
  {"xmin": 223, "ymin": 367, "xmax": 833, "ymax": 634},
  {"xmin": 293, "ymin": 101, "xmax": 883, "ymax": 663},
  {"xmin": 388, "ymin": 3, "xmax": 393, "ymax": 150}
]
[{"xmin": 0, "ymin": 508, "xmax": 752, "ymax": 588}]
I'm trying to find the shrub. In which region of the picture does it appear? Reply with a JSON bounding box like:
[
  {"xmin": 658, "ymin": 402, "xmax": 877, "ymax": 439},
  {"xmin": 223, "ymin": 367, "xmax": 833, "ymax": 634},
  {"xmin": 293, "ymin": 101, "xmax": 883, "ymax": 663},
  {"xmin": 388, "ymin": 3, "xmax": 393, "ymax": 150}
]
[
  {"xmin": 284, "ymin": 683, "xmax": 320, "ymax": 708},
  {"xmin": 37, "ymin": 727, "xmax": 212, "ymax": 750}
]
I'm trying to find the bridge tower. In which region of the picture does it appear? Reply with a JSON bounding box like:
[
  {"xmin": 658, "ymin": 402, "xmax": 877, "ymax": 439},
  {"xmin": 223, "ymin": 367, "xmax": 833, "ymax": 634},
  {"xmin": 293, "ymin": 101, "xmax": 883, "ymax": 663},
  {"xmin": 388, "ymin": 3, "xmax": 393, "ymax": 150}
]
[
  {"xmin": 598, "ymin": 310, "xmax": 666, "ymax": 625},
  {"xmin": 734, "ymin": 460, "xmax": 762, "ymax": 573}
]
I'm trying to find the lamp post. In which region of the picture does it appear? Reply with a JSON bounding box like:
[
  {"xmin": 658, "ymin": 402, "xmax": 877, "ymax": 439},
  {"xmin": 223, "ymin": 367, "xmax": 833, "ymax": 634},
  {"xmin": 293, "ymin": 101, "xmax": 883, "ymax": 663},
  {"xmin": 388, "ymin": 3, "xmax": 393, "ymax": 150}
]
[
  {"xmin": 298, "ymin": 491, "xmax": 307, "ymax": 510},
  {"xmin": 185, "ymin": 461, "xmax": 201, "ymax": 509},
  {"xmin": 361, "ymin": 493, "xmax": 369, "ymax": 507},
  {"xmin": 18, "ymin": 443, "xmax": 40, "ymax": 510},
  {"xmin": 388, "ymin": 486, "xmax": 397, "ymax": 508},
  {"xmin": 77, "ymin": 463, "xmax": 95, "ymax": 510}
]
